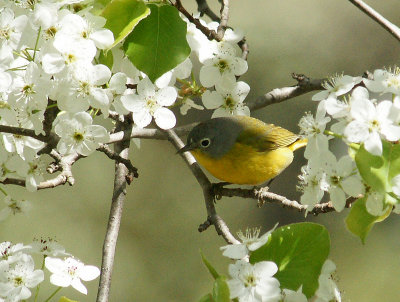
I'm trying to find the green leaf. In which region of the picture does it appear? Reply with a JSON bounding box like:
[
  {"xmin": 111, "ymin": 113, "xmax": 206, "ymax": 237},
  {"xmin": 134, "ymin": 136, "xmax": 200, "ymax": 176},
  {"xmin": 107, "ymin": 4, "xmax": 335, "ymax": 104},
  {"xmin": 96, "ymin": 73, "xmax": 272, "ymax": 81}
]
[
  {"xmin": 198, "ymin": 294, "xmax": 215, "ymax": 302},
  {"xmin": 96, "ymin": 0, "xmax": 112, "ymax": 5},
  {"xmin": 345, "ymin": 196, "xmax": 391, "ymax": 243},
  {"xmin": 98, "ymin": 49, "xmax": 114, "ymax": 70},
  {"xmin": 355, "ymin": 141, "xmax": 400, "ymax": 193},
  {"xmin": 249, "ymin": 222, "xmax": 330, "ymax": 298},
  {"xmin": 212, "ymin": 277, "xmax": 230, "ymax": 302},
  {"xmin": 123, "ymin": 4, "xmax": 191, "ymax": 82},
  {"xmin": 58, "ymin": 297, "xmax": 79, "ymax": 302},
  {"xmin": 101, "ymin": 0, "xmax": 150, "ymax": 49},
  {"xmin": 201, "ymin": 251, "xmax": 220, "ymax": 280}
]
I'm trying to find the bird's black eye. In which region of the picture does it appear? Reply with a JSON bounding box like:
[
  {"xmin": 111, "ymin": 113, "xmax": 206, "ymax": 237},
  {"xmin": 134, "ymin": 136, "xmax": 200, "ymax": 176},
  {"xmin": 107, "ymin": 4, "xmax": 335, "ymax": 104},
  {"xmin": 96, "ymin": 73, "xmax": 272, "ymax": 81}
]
[{"xmin": 200, "ymin": 138, "xmax": 211, "ymax": 148}]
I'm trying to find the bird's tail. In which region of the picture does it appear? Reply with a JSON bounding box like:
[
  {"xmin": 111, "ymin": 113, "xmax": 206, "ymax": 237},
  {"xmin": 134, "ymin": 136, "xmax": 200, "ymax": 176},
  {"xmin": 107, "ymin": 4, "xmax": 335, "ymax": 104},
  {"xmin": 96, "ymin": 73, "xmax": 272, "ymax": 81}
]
[{"xmin": 288, "ymin": 138, "xmax": 308, "ymax": 152}]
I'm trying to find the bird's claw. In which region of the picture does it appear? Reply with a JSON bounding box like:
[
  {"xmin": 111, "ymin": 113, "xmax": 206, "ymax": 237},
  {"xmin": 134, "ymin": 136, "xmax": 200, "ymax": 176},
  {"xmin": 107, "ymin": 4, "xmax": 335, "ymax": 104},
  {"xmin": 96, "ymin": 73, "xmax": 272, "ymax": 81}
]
[{"xmin": 211, "ymin": 182, "xmax": 230, "ymax": 201}]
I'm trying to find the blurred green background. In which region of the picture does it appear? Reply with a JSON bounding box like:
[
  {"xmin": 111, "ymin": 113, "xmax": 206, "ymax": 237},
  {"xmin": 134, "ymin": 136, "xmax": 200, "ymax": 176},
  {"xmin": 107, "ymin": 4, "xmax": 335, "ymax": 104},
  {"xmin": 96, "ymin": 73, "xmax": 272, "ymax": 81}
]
[{"xmin": 2, "ymin": 0, "xmax": 400, "ymax": 301}]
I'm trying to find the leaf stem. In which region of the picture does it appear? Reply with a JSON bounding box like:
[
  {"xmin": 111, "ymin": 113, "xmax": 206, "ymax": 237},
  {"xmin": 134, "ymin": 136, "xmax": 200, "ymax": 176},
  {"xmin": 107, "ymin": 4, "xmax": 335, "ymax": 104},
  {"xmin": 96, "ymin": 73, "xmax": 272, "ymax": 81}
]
[
  {"xmin": 323, "ymin": 130, "xmax": 343, "ymax": 139},
  {"xmin": 0, "ymin": 187, "xmax": 7, "ymax": 196},
  {"xmin": 44, "ymin": 287, "xmax": 62, "ymax": 302},
  {"xmin": 33, "ymin": 26, "xmax": 42, "ymax": 61}
]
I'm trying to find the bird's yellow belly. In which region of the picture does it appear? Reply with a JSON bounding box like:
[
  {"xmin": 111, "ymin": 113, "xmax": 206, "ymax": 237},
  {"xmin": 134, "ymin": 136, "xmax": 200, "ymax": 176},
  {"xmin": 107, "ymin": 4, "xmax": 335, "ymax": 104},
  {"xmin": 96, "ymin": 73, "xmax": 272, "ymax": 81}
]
[{"xmin": 191, "ymin": 143, "xmax": 294, "ymax": 185}]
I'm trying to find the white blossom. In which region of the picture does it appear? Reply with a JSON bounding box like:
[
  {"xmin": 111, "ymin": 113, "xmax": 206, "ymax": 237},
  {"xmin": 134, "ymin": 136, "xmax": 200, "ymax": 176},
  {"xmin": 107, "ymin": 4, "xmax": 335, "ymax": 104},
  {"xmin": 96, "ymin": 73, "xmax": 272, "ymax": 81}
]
[
  {"xmin": 56, "ymin": 12, "xmax": 114, "ymax": 50},
  {"xmin": 298, "ymin": 162, "xmax": 326, "ymax": 210},
  {"xmin": 29, "ymin": 238, "xmax": 69, "ymax": 257},
  {"xmin": 344, "ymin": 93, "xmax": 400, "ymax": 156},
  {"xmin": 0, "ymin": 242, "xmax": 31, "ymax": 264},
  {"xmin": 9, "ymin": 62, "xmax": 50, "ymax": 112},
  {"xmin": 314, "ymin": 260, "xmax": 341, "ymax": 302},
  {"xmin": 220, "ymin": 224, "xmax": 277, "ymax": 259},
  {"xmin": 363, "ymin": 68, "xmax": 400, "ymax": 95},
  {"xmin": 0, "ymin": 8, "xmax": 28, "ymax": 49},
  {"xmin": 120, "ymin": 77, "xmax": 177, "ymax": 129},
  {"xmin": 323, "ymin": 153, "xmax": 364, "ymax": 212},
  {"xmin": 0, "ymin": 196, "xmax": 31, "ymax": 221},
  {"xmin": 227, "ymin": 260, "xmax": 281, "ymax": 302},
  {"xmin": 202, "ymin": 80, "xmax": 250, "ymax": 117},
  {"xmin": 0, "ymin": 254, "xmax": 44, "ymax": 301},
  {"xmin": 56, "ymin": 63, "xmax": 111, "ymax": 114},
  {"xmin": 42, "ymin": 36, "xmax": 96, "ymax": 74},
  {"xmin": 312, "ymin": 74, "xmax": 361, "ymax": 101},
  {"xmin": 282, "ymin": 287, "xmax": 308, "ymax": 302},
  {"xmin": 199, "ymin": 42, "xmax": 247, "ymax": 88},
  {"xmin": 54, "ymin": 112, "xmax": 109, "ymax": 156},
  {"xmin": 45, "ymin": 257, "xmax": 100, "ymax": 295},
  {"xmin": 5, "ymin": 148, "xmax": 49, "ymax": 192},
  {"xmin": 298, "ymin": 102, "xmax": 331, "ymax": 160}
]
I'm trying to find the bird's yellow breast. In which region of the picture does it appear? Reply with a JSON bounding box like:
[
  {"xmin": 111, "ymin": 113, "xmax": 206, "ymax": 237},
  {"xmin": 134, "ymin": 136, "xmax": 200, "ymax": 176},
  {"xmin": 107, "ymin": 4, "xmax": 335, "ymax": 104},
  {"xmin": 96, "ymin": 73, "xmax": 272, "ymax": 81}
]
[{"xmin": 191, "ymin": 142, "xmax": 294, "ymax": 185}]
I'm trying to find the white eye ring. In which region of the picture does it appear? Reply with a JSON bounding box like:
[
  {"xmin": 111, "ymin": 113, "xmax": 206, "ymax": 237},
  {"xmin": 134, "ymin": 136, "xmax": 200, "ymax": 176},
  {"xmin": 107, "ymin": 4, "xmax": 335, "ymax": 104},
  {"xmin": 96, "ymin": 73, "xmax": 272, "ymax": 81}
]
[{"xmin": 200, "ymin": 138, "xmax": 211, "ymax": 148}]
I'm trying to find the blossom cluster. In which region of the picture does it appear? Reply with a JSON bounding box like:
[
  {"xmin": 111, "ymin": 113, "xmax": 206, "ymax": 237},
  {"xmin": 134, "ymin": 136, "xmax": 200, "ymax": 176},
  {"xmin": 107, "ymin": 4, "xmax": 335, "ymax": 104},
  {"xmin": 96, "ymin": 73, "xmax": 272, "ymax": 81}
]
[
  {"xmin": 220, "ymin": 227, "xmax": 341, "ymax": 302},
  {"xmin": 186, "ymin": 18, "xmax": 250, "ymax": 117},
  {"xmin": 0, "ymin": 240, "xmax": 99, "ymax": 301},
  {"xmin": 298, "ymin": 71, "xmax": 400, "ymax": 215},
  {"xmin": 0, "ymin": 1, "xmax": 250, "ymax": 194}
]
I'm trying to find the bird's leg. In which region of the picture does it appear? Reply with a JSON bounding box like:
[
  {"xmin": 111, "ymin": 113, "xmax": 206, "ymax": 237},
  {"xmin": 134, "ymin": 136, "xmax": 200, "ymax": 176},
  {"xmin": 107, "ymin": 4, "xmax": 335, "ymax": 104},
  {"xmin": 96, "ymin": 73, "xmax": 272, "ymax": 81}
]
[
  {"xmin": 266, "ymin": 177, "xmax": 275, "ymax": 187},
  {"xmin": 211, "ymin": 182, "xmax": 231, "ymax": 201}
]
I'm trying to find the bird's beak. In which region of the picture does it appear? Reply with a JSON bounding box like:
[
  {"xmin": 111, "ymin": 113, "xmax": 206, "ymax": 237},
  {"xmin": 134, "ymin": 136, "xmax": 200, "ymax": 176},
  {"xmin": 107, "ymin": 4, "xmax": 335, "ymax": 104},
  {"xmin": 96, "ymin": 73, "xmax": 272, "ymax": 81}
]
[{"xmin": 177, "ymin": 142, "xmax": 196, "ymax": 154}]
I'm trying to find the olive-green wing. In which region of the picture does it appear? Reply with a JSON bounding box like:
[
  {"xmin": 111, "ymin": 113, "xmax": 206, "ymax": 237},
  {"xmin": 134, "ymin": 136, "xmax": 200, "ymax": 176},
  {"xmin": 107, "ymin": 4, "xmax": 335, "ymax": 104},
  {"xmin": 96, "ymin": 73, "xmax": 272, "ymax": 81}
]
[{"xmin": 236, "ymin": 120, "xmax": 299, "ymax": 151}]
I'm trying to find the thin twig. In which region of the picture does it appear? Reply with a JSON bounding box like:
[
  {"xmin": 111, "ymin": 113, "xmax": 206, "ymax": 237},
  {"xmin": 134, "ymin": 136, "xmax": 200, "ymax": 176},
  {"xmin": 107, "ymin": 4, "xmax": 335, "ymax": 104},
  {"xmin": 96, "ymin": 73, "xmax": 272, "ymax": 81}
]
[
  {"xmin": 0, "ymin": 125, "xmax": 48, "ymax": 143},
  {"xmin": 216, "ymin": 0, "xmax": 229, "ymax": 40},
  {"xmin": 108, "ymin": 123, "xmax": 196, "ymax": 144},
  {"xmin": 173, "ymin": 0, "xmax": 220, "ymax": 41},
  {"xmin": 215, "ymin": 186, "xmax": 359, "ymax": 215},
  {"xmin": 106, "ymin": 110, "xmax": 125, "ymax": 123},
  {"xmin": 195, "ymin": 0, "xmax": 220, "ymax": 21},
  {"xmin": 97, "ymin": 144, "xmax": 139, "ymax": 181},
  {"xmin": 247, "ymin": 73, "xmax": 325, "ymax": 110},
  {"xmin": 0, "ymin": 123, "xmax": 60, "ymax": 156},
  {"xmin": 42, "ymin": 99, "xmax": 59, "ymax": 137},
  {"xmin": 0, "ymin": 152, "xmax": 78, "ymax": 189},
  {"xmin": 97, "ymin": 120, "xmax": 132, "ymax": 302},
  {"xmin": 166, "ymin": 129, "xmax": 239, "ymax": 244},
  {"xmin": 348, "ymin": 0, "xmax": 400, "ymax": 43},
  {"xmin": 239, "ymin": 38, "xmax": 249, "ymax": 60}
]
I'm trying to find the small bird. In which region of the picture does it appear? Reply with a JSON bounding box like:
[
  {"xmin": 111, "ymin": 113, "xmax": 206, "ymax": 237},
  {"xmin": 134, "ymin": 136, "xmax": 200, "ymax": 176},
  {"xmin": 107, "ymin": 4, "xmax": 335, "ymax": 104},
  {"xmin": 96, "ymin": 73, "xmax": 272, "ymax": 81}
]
[{"xmin": 179, "ymin": 116, "xmax": 307, "ymax": 185}]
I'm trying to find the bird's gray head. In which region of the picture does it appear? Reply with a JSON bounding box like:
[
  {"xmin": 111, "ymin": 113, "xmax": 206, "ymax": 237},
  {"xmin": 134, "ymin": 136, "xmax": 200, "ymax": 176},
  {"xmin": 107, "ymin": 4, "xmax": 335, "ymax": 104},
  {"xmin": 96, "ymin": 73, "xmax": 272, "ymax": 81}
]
[{"xmin": 180, "ymin": 117, "xmax": 244, "ymax": 158}]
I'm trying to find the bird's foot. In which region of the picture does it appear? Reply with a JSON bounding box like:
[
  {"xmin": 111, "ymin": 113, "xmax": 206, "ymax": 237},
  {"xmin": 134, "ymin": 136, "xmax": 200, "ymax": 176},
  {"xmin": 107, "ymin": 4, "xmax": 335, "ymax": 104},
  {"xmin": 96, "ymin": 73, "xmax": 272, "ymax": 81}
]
[
  {"xmin": 211, "ymin": 182, "xmax": 231, "ymax": 201},
  {"xmin": 253, "ymin": 185, "xmax": 270, "ymax": 208}
]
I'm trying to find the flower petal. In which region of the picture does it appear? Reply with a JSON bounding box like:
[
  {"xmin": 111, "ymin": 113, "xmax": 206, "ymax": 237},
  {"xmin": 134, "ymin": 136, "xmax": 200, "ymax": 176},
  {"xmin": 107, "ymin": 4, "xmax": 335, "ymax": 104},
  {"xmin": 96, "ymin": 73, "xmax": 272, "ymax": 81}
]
[{"xmin": 154, "ymin": 107, "xmax": 176, "ymax": 129}]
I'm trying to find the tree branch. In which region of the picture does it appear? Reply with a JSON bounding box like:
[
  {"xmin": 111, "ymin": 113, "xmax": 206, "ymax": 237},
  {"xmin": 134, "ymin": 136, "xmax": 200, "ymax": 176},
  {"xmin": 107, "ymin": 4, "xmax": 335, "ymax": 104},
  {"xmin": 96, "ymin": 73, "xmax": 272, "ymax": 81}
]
[
  {"xmin": 166, "ymin": 129, "xmax": 239, "ymax": 244},
  {"xmin": 247, "ymin": 73, "xmax": 324, "ymax": 110},
  {"xmin": 216, "ymin": 0, "xmax": 229, "ymax": 40},
  {"xmin": 97, "ymin": 120, "xmax": 132, "ymax": 302},
  {"xmin": 348, "ymin": 0, "xmax": 400, "ymax": 43},
  {"xmin": 215, "ymin": 186, "xmax": 359, "ymax": 215}
]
